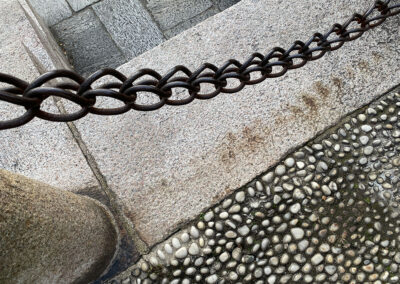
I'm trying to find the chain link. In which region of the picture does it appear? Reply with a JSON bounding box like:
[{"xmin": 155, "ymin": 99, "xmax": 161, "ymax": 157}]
[{"xmin": 0, "ymin": 0, "xmax": 399, "ymax": 130}]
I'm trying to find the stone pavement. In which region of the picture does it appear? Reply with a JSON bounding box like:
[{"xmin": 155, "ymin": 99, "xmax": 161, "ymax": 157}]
[
  {"xmin": 67, "ymin": 0, "xmax": 400, "ymax": 251},
  {"xmin": 28, "ymin": 0, "xmax": 241, "ymax": 75},
  {"xmin": 109, "ymin": 86, "xmax": 400, "ymax": 283},
  {"xmin": 1, "ymin": 0, "xmax": 400, "ymax": 282}
]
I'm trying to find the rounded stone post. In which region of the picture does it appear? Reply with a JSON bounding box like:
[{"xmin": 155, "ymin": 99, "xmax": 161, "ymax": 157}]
[{"xmin": 0, "ymin": 169, "xmax": 118, "ymax": 284}]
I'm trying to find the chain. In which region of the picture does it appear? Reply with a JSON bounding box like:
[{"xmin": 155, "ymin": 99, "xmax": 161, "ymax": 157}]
[{"xmin": 0, "ymin": 1, "xmax": 399, "ymax": 130}]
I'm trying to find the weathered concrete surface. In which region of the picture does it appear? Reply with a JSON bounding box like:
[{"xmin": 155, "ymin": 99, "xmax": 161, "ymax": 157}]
[
  {"xmin": 0, "ymin": 0, "xmax": 99, "ymax": 194},
  {"xmin": 0, "ymin": 169, "xmax": 118, "ymax": 284},
  {"xmin": 93, "ymin": 0, "xmax": 164, "ymax": 59},
  {"xmin": 27, "ymin": 0, "xmax": 72, "ymax": 26},
  {"xmin": 68, "ymin": 0, "xmax": 400, "ymax": 248},
  {"xmin": 51, "ymin": 8, "xmax": 126, "ymax": 76}
]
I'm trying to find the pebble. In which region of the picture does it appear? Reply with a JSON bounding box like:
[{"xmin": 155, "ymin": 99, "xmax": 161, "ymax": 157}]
[
  {"xmin": 219, "ymin": 252, "xmax": 230, "ymax": 263},
  {"xmin": 311, "ymin": 254, "xmax": 324, "ymax": 265},
  {"xmin": 275, "ymin": 165, "xmax": 286, "ymax": 176},
  {"xmin": 238, "ymin": 225, "xmax": 250, "ymax": 236},
  {"xmin": 205, "ymin": 274, "xmax": 218, "ymax": 284},
  {"xmin": 188, "ymin": 243, "xmax": 200, "ymax": 255},
  {"xmin": 290, "ymin": 203, "xmax": 301, "ymax": 214},
  {"xmin": 364, "ymin": 146, "xmax": 374, "ymax": 155},
  {"xmin": 235, "ymin": 191, "xmax": 246, "ymax": 203},
  {"xmin": 175, "ymin": 247, "xmax": 188, "ymax": 259},
  {"xmin": 361, "ymin": 125, "xmax": 373, "ymax": 132},
  {"xmin": 317, "ymin": 161, "xmax": 328, "ymax": 172},
  {"xmin": 291, "ymin": 228, "xmax": 304, "ymax": 240},
  {"xmin": 288, "ymin": 263, "xmax": 300, "ymax": 273},
  {"xmin": 298, "ymin": 240, "xmax": 309, "ymax": 251},
  {"xmin": 284, "ymin": 157, "xmax": 295, "ymax": 167}
]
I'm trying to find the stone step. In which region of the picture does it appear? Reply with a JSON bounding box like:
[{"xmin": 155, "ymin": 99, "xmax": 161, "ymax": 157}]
[{"xmin": 27, "ymin": 0, "xmax": 241, "ymax": 75}]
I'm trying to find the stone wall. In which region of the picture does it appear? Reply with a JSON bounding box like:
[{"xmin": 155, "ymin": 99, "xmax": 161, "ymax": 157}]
[{"xmin": 28, "ymin": 0, "xmax": 241, "ymax": 75}]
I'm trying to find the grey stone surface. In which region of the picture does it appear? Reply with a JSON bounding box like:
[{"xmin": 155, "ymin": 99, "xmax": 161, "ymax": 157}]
[
  {"xmin": 146, "ymin": 0, "xmax": 213, "ymax": 30},
  {"xmin": 217, "ymin": 0, "xmax": 241, "ymax": 11},
  {"xmin": 109, "ymin": 86, "xmax": 400, "ymax": 283},
  {"xmin": 164, "ymin": 6, "xmax": 220, "ymax": 39},
  {"xmin": 0, "ymin": 0, "xmax": 98, "ymax": 193},
  {"xmin": 67, "ymin": 0, "xmax": 98, "ymax": 11},
  {"xmin": 28, "ymin": 0, "xmax": 72, "ymax": 26},
  {"xmin": 93, "ymin": 0, "xmax": 164, "ymax": 60},
  {"xmin": 51, "ymin": 8, "xmax": 126, "ymax": 76},
  {"xmin": 0, "ymin": 169, "xmax": 118, "ymax": 284},
  {"xmin": 65, "ymin": 0, "xmax": 400, "ymax": 247}
]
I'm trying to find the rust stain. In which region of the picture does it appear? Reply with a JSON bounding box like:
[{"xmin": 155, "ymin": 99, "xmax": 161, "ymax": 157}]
[
  {"xmin": 301, "ymin": 94, "xmax": 318, "ymax": 112},
  {"xmin": 332, "ymin": 77, "xmax": 343, "ymax": 89},
  {"xmin": 288, "ymin": 105, "xmax": 303, "ymax": 116},
  {"xmin": 160, "ymin": 178, "xmax": 168, "ymax": 187},
  {"xmin": 331, "ymin": 76, "xmax": 345, "ymax": 101},
  {"xmin": 357, "ymin": 59, "xmax": 369, "ymax": 71},
  {"xmin": 371, "ymin": 51, "xmax": 383, "ymax": 63},
  {"xmin": 219, "ymin": 122, "xmax": 267, "ymax": 169},
  {"xmin": 313, "ymin": 81, "xmax": 331, "ymax": 99}
]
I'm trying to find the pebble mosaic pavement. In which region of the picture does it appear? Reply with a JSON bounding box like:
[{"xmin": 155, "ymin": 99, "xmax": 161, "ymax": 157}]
[{"xmin": 109, "ymin": 87, "xmax": 400, "ymax": 284}]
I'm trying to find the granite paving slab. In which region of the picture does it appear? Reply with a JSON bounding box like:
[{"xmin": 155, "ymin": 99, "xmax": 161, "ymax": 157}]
[
  {"xmin": 66, "ymin": 0, "xmax": 400, "ymax": 248},
  {"xmin": 28, "ymin": 0, "xmax": 72, "ymax": 26},
  {"xmin": 51, "ymin": 8, "xmax": 126, "ymax": 76},
  {"xmin": 93, "ymin": 0, "xmax": 164, "ymax": 60}
]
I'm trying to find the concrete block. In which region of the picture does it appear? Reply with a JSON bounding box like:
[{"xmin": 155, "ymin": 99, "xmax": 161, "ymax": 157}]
[
  {"xmin": 217, "ymin": 0, "xmax": 241, "ymax": 11},
  {"xmin": 146, "ymin": 0, "xmax": 213, "ymax": 30},
  {"xmin": 67, "ymin": 0, "xmax": 99, "ymax": 11},
  {"xmin": 28, "ymin": 0, "xmax": 72, "ymax": 26},
  {"xmin": 65, "ymin": 0, "xmax": 400, "ymax": 247},
  {"xmin": 164, "ymin": 6, "xmax": 220, "ymax": 39},
  {"xmin": 51, "ymin": 8, "xmax": 126, "ymax": 76},
  {"xmin": 93, "ymin": 0, "xmax": 164, "ymax": 60}
]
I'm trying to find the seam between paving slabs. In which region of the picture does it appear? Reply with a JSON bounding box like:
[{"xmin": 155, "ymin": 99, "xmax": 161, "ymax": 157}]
[
  {"xmin": 137, "ymin": 0, "xmax": 167, "ymax": 40},
  {"xmin": 90, "ymin": 6, "xmax": 130, "ymax": 62},
  {"xmin": 54, "ymin": 100, "xmax": 150, "ymax": 255}
]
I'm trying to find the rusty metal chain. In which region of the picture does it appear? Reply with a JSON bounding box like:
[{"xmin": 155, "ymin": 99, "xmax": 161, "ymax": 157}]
[{"xmin": 0, "ymin": 0, "xmax": 399, "ymax": 130}]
